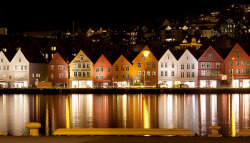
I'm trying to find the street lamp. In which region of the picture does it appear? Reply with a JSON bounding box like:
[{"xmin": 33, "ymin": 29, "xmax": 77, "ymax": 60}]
[{"xmin": 144, "ymin": 51, "xmax": 149, "ymax": 87}]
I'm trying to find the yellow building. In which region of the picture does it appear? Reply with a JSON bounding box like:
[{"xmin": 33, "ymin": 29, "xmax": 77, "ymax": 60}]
[
  {"xmin": 132, "ymin": 45, "xmax": 158, "ymax": 86},
  {"xmin": 69, "ymin": 50, "xmax": 94, "ymax": 88},
  {"xmin": 112, "ymin": 55, "xmax": 134, "ymax": 88},
  {"xmin": 179, "ymin": 37, "xmax": 202, "ymax": 50}
]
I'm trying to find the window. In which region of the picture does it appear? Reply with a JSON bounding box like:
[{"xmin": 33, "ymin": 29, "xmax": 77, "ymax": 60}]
[
  {"xmin": 121, "ymin": 74, "xmax": 124, "ymax": 78},
  {"xmin": 100, "ymin": 67, "xmax": 103, "ymax": 72},
  {"xmin": 36, "ymin": 73, "xmax": 40, "ymax": 78},
  {"xmin": 115, "ymin": 66, "xmax": 118, "ymax": 71},
  {"xmin": 236, "ymin": 68, "xmax": 240, "ymax": 75},
  {"xmin": 51, "ymin": 46, "xmax": 56, "ymax": 51},
  {"xmin": 21, "ymin": 66, "xmax": 23, "ymax": 70},
  {"xmin": 229, "ymin": 69, "xmax": 233, "ymax": 75},
  {"xmin": 87, "ymin": 63, "xmax": 90, "ymax": 68},
  {"xmin": 78, "ymin": 72, "xmax": 81, "ymax": 77},
  {"xmin": 208, "ymin": 53, "xmax": 213, "ymax": 58},
  {"xmin": 192, "ymin": 72, "xmax": 195, "ymax": 77},
  {"xmin": 147, "ymin": 71, "xmax": 150, "ymax": 76},
  {"xmin": 206, "ymin": 70, "xmax": 211, "ymax": 76},
  {"xmin": 107, "ymin": 67, "xmax": 111, "ymax": 72},
  {"xmin": 181, "ymin": 64, "xmax": 184, "ymax": 69},
  {"xmin": 83, "ymin": 72, "xmax": 86, "ymax": 77},
  {"xmin": 206, "ymin": 62, "xmax": 211, "ymax": 68},
  {"xmin": 241, "ymin": 60, "xmax": 244, "ymax": 66},
  {"xmin": 201, "ymin": 70, "xmax": 205, "ymax": 76},
  {"xmin": 191, "ymin": 63, "xmax": 194, "ymax": 69},
  {"xmin": 121, "ymin": 65, "xmax": 124, "ymax": 71},
  {"xmin": 96, "ymin": 67, "xmax": 99, "ymax": 72},
  {"xmin": 236, "ymin": 61, "xmax": 240, "ymax": 66},
  {"xmin": 96, "ymin": 74, "xmax": 99, "ymax": 79},
  {"xmin": 50, "ymin": 65, "xmax": 54, "ymax": 70},
  {"xmin": 161, "ymin": 71, "xmax": 164, "ymax": 76},
  {"xmin": 100, "ymin": 74, "xmax": 103, "ymax": 79},
  {"xmin": 181, "ymin": 72, "xmax": 184, "ymax": 77},
  {"xmin": 87, "ymin": 71, "xmax": 90, "ymax": 77},
  {"xmin": 107, "ymin": 74, "xmax": 111, "ymax": 79},
  {"xmin": 236, "ymin": 52, "xmax": 240, "ymax": 58},
  {"xmin": 74, "ymin": 72, "xmax": 77, "ymax": 77},
  {"xmin": 0, "ymin": 59, "xmax": 3, "ymax": 62},
  {"xmin": 126, "ymin": 74, "xmax": 129, "ymax": 79},
  {"xmin": 165, "ymin": 62, "xmax": 168, "ymax": 68},
  {"xmin": 242, "ymin": 69, "xmax": 245, "ymax": 74},
  {"xmin": 62, "ymin": 65, "xmax": 65, "ymax": 70},
  {"xmin": 78, "ymin": 63, "xmax": 81, "ymax": 68},
  {"xmin": 172, "ymin": 63, "xmax": 174, "ymax": 68},
  {"xmin": 74, "ymin": 63, "xmax": 77, "ymax": 68},
  {"xmin": 152, "ymin": 62, "xmax": 156, "ymax": 68},
  {"xmin": 15, "ymin": 65, "xmax": 17, "ymax": 70},
  {"xmin": 80, "ymin": 56, "xmax": 83, "ymax": 61},
  {"xmin": 115, "ymin": 74, "xmax": 118, "ymax": 79},
  {"xmin": 229, "ymin": 61, "xmax": 232, "ymax": 66},
  {"xmin": 138, "ymin": 62, "xmax": 141, "ymax": 68},
  {"xmin": 82, "ymin": 63, "xmax": 86, "ymax": 68},
  {"xmin": 187, "ymin": 72, "xmax": 190, "ymax": 77},
  {"xmin": 138, "ymin": 71, "xmax": 141, "ymax": 76},
  {"xmin": 126, "ymin": 65, "xmax": 129, "ymax": 71},
  {"xmin": 247, "ymin": 60, "xmax": 250, "ymax": 66},
  {"xmin": 187, "ymin": 64, "xmax": 190, "ymax": 69},
  {"xmin": 171, "ymin": 71, "xmax": 174, "ymax": 76},
  {"xmin": 19, "ymin": 58, "xmax": 21, "ymax": 62},
  {"xmin": 147, "ymin": 62, "xmax": 150, "ymax": 68},
  {"xmin": 161, "ymin": 63, "xmax": 164, "ymax": 68},
  {"xmin": 152, "ymin": 71, "xmax": 156, "ymax": 76},
  {"xmin": 165, "ymin": 71, "xmax": 168, "ymax": 76},
  {"xmin": 246, "ymin": 69, "xmax": 250, "ymax": 74},
  {"xmin": 216, "ymin": 62, "xmax": 220, "ymax": 68},
  {"xmin": 51, "ymin": 73, "xmax": 54, "ymax": 79}
]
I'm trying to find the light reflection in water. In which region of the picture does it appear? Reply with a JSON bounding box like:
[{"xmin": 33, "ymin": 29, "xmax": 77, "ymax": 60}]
[{"xmin": 0, "ymin": 94, "xmax": 249, "ymax": 137}]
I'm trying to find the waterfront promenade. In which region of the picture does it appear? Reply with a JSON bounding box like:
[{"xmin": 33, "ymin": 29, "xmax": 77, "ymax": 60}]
[
  {"xmin": 1, "ymin": 136, "xmax": 250, "ymax": 143},
  {"xmin": 0, "ymin": 88, "xmax": 250, "ymax": 94}
]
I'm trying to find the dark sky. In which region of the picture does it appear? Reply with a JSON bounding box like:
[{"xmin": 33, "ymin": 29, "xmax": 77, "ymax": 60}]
[{"xmin": 0, "ymin": 0, "xmax": 249, "ymax": 33}]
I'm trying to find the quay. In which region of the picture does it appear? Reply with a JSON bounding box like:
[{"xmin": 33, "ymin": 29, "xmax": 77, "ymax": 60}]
[{"xmin": 0, "ymin": 88, "xmax": 250, "ymax": 94}]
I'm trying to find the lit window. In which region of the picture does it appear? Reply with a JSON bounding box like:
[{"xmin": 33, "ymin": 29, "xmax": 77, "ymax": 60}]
[
  {"xmin": 147, "ymin": 71, "xmax": 150, "ymax": 76},
  {"xmin": 51, "ymin": 46, "xmax": 56, "ymax": 51},
  {"xmin": 208, "ymin": 53, "xmax": 213, "ymax": 58},
  {"xmin": 51, "ymin": 73, "xmax": 54, "ymax": 79}
]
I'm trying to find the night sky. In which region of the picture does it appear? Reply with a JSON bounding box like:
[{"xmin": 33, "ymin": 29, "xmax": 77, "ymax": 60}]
[{"xmin": 0, "ymin": 0, "xmax": 249, "ymax": 33}]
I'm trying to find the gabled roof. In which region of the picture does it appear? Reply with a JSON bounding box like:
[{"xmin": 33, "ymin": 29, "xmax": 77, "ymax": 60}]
[{"xmin": 21, "ymin": 48, "xmax": 47, "ymax": 63}]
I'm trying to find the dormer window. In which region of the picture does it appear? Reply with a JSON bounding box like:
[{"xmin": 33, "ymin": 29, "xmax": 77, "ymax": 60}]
[
  {"xmin": 19, "ymin": 58, "xmax": 21, "ymax": 62},
  {"xmin": 80, "ymin": 55, "xmax": 83, "ymax": 61},
  {"xmin": 51, "ymin": 46, "xmax": 56, "ymax": 51}
]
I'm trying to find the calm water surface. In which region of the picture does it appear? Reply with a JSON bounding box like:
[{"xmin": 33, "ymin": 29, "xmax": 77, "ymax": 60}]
[{"xmin": 0, "ymin": 94, "xmax": 249, "ymax": 137}]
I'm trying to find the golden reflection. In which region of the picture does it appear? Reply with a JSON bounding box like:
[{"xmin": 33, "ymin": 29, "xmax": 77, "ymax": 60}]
[
  {"xmin": 45, "ymin": 96, "xmax": 49, "ymax": 136},
  {"xmin": 143, "ymin": 95, "xmax": 150, "ymax": 129},
  {"xmin": 231, "ymin": 94, "xmax": 239, "ymax": 137},
  {"xmin": 66, "ymin": 95, "xmax": 70, "ymax": 129}
]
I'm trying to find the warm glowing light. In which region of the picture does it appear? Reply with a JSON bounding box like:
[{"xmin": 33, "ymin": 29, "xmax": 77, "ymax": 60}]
[
  {"xmin": 66, "ymin": 96, "xmax": 70, "ymax": 129},
  {"xmin": 143, "ymin": 96, "xmax": 150, "ymax": 129},
  {"xmin": 144, "ymin": 51, "xmax": 149, "ymax": 58}
]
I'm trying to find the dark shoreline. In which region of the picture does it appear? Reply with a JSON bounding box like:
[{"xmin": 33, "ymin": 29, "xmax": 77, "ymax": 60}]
[{"xmin": 0, "ymin": 88, "xmax": 250, "ymax": 94}]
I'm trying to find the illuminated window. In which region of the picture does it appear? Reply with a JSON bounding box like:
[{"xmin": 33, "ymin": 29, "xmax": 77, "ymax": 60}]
[
  {"xmin": 152, "ymin": 71, "xmax": 156, "ymax": 76},
  {"xmin": 208, "ymin": 53, "xmax": 213, "ymax": 58},
  {"xmin": 236, "ymin": 68, "xmax": 240, "ymax": 74},
  {"xmin": 51, "ymin": 73, "xmax": 54, "ymax": 79},
  {"xmin": 51, "ymin": 65, "xmax": 54, "ymax": 70},
  {"xmin": 2, "ymin": 48, "xmax": 7, "ymax": 52},
  {"xmin": 51, "ymin": 46, "xmax": 56, "ymax": 51},
  {"xmin": 236, "ymin": 61, "xmax": 240, "ymax": 66},
  {"xmin": 138, "ymin": 71, "xmax": 141, "ymax": 76},
  {"xmin": 147, "ymin": 71, "xmax": 150, "ymax": 76},
  {"xmin": 216, "ymin": 62, "xmax": 220, "ymax": 68},
  {"xmin": 201, "ymin": 70, "xmax": 205, "ymax": 76}
]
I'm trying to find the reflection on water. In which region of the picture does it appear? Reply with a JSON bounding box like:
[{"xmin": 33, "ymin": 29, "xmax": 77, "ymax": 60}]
[{"xmin": 0, "ymin": 94, "xmax": 250, "ymax": 137}]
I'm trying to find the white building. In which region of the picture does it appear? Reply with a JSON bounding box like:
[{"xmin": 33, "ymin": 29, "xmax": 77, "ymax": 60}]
[
  {"xmin": 10, "ymin": 49, "xmax": 47, "ymax": 88},
  {"xmin": 0, "ymin": 51, "xmax": 11, "ymax": 88},
  {"xmin": 177, "ymin": 49, "xmax": 199, "ymax": 88},
  {"xmin": 158, "ymin": 49, "xmax": 179, "ymax": 88}
]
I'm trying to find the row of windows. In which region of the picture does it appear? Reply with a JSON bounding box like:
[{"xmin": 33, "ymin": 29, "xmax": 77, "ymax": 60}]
[
  {"xmin": 180, "ymin": 72, "xmax": 195, "ymax": 78},
  {"xmin": 73, "ymin": 71, "xmax": 90, "ymax": 77},
  {"xmin": 228, "ymin": 60, "xmax": 250, "ymax": 66},
  {"xmin": 96, "ymin": 67, "xmax": 111, "ymax": 72},
  {"xmin": 160, "ymin": 62, "xmax": 175, "ymax": 68},
  {"xmin": 229, "ymin": 68, "xmax": 250, "ymax": 75},
  {"xmin": 0, "ymin": 65, "xmax": 27, "ymax": 71},
  {"xmin": 137, "ymin": 71, "xmax": 157, "ymax": 77},
  {"xmin": 201, "ymin": 62, "xmax": 221, "ymax": 68},
  {"xmin": 51, "ymin": 65, "xmax": 66, "ymax": 70},
  {"xmin": 51, "ymin": 73, "xmax": 66, "ymax": 79},
  {"xmin": 114, "ymin": 74, "xmax": 130, "ymax": 79},
  {"xmin": 201, "ymin": 70, "xmax": 220, "ymax": 76},
  {"xmin": 180, "ymin": 63, "xmax": 195, "ymax": 69},
  {"xmin": 138, "ymin": 62, "xmax": 156, "ymax": 68},
  {"xmin": 160, "ymin": 71, "xmax": 175, "ymax": 77},
  {"xmin": 73, "ymin": 62, "xmax": 91, "ymax": 69},
  {"xmin": 96, "ymin": 74, "xmax": 111, "ymax": 80},
  {"xmin": 115, "ymin": 65, "xmax": 129, "ymax": 71}
]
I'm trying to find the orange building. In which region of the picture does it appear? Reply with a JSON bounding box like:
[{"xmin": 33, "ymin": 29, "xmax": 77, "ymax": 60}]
[
  {"xmin": 94, "ymin": 54, "xmax": 113, "ymax": 88},
  {"xmin": 132, "ymin": 45, "xmax": 158, "ymax": 86},
  {"xmin": 112, "ymin": 55, "xmax": 134, "ymax": 87}
]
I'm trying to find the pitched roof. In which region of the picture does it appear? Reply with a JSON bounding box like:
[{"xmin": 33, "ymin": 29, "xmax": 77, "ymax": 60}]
[{"xmin": 21, "ymin": 48, "xmax": 47, "ymax": 63}]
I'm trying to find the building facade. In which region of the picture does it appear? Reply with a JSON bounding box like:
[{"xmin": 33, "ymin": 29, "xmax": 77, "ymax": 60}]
[
  {"xmin": 158, "ymin": 49, "xmax": 178, "ymax": 88},
  {"xmin": 132, "ymin": 45, "xmax": 158, "ymax": 86},
  {"xmin": 0, "ymin": 51, "xmax": 11, "ymax": 88},
  {"xmin": 198, "ymin": 46, "xmax": 225, "ymax": 88},
  {"xmin": 112, "ymin": 55, "xmax": 133, "ymax": 87},
  {"xmin": 224, "ymin": 43, "xmax": 250, "ymax": 88},
  {"xmin": 94, "ymin": 54, "xmax": 112, "ymax": 88},
  {"xmin": 48, "ymin": 52, "xmax": 69, "ymax": 87},
  {"xmin": 177, "ymin": 49, "xmax": 199, "ymax": 88},
  {"xmin": 69, "ymin": 50, "xmax": 94, "ymax": 88}
]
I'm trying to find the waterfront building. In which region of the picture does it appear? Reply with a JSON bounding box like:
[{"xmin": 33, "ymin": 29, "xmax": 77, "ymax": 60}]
[
  {"xmin": 69, "ymin": 50, "xmax": 94, "ymax": 88},
  {"xmin": 158, "ymin": 49, "xmax": 180, "ymax": 88},
  {"xmin": 224, "ymin": 43, "xmax": 250, "ymax": 88},
  {"xmin": 132, "ymin": 45, "xmax": 158, "ymax": 86},
  {"xmin": 0, "ymin": 51, "xmax": 11, "ymax": 88},
  {"xmin": 112, "ymin": 55, "xmax": 133, "ymax": 87},
  {"xmin": 48, "ymin": 52, "xmax": 69, "ymax": 87},
  {"xmin": 177, "ymin": 49, "xmax": 201, "ymax": 88},
  {"xmin": 94, "ymin": 54, "xmax": 113, "ymax": 88},
  {"xmin": 198, "ymin": 46, "xmax": 225, "ymax": 88},
  {"xmin": 10, "ymin": 49, "xmax": 47, "ymax": 88}
]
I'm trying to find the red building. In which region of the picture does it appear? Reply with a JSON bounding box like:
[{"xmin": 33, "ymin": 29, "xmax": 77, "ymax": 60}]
[
  {"xmin": 198, "ymin": 46, "xmax": 225, "ymax": 88},
  {"xmin": 225, "ymin": 43, "xmax": 250, "ymax": 88},
  {"xmin": 48, "ymin": 52, "xmax": 69, "ymax": 87},
  {"xmin": 94, "ymin": 54, "xmax": 112, "ymax": 88}
]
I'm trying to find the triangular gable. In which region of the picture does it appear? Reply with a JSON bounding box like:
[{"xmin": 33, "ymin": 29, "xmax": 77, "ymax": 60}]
[
  {"xmin": 132, "ymin": 45, "xmax": 158, "ymax": 63},
  {"xmin": 49, "ymin": 52, "xmax": 67, "ymax": 65},
  {"xmin": 0, "ymin": 51, "xmax": 11, "ymax": 63},
  {"xmin": 113, "ymin": 55, "xmax": 132, "ymax": 66},
  {"xmin": 10, "ymin": 50, "xmax": 29, "ymax": 64},
  {"xmin": 198, "ymin": 46, "xmax": 224, "ymax": 62},
  {"xmin": 178, "ymin": 49, "xmax": 198, "ymax": 62},
  {"xmin": 70, "ymin": 50, "xmax": 93, "ymax": 65},
  {"xmin": 95, "ymin": 54, "xmax": 112, "ymax": 66},
  {"xmin": 159, "ymin": 49, "xmax": 178, "ymax": 62},
  {"xmin": 225, "ymin": 43, "xmax": 249, "ymax": 61}
]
